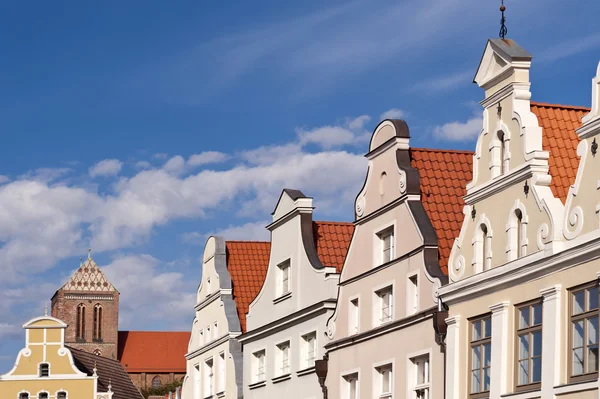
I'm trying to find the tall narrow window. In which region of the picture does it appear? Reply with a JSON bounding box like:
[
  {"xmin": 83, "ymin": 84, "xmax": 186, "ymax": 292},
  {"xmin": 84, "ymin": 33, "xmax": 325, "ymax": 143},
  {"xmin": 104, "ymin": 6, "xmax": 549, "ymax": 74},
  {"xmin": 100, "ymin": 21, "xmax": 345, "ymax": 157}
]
[
  {"xmin": 207, "ymin": 325, "xmax": 211, "ymax": 342},
  {"xmin": 516, "ymin": 301, "xmax": 542, "ymax": 389},
  {"xmin": 199, "ymin": 329, "xmax": 204, "ymax": 346},
  {"xmin": 498, "ymin": 131, "xmax": 506, "ymax": 175},
  {"xmin": 93, "ymin": 304, "xmax": 102, "ymax": 341},
  {"xmin": 408, "ymin": 274, "xmax": 419, "ymax": 315},
  {"xmin": 253, "ymin": 350, "xmax": 266, "ymax": 383},
  {"xmin": 515, "ymin": 210, "xmax": 523, "ymax": 258},
  {"xmin": 57, "ymin": 392, "xmax": 67, "ymax": 399},
  {"xmin": 412, "ymin": 355, "xmax": 430, "ymax": 399},
  {"xmin": 206, "ymin": 277, "xmax": 211, "ymax": 296},
  {"xmin": 480, "ymin": 224, "xmax": 489, "ymax": 271},
  {"xmin": 570, "ymin": 284, "xmax": 599, "ymax": 381},
  {"xmin": 277, "ymin": 341, "xmax": 290, "ymax": 376},
  {"xmin": 377, "ymin": 364, "xmax": 393, "ymax": 399},
  {"xmin": 379, "ymin": 228, "xmax": 394, "ymax": 264},
  {"xmin": 213, "ymin": 322, "xmax": 218, "ymax": 340},
  {"xmin": 39, "ymin": 363, "xmax": 49, "ymax": 377},
  {"xmin": 376, "ymin": 286, "xmax": 393, "ymax": 325},
  {"xmin": 76, "ymin": 304, "xmax": 86, "ymax": 340},
  {"xmin": 204, "ymin": 358, "xmax": 214, "ymax": 397},
  {"xmin": 350, "ymin": 298, "xmax": 359, "ymax": 334},
  {"xmin": 470, "ymin": 315, "xmax": 492, "ymax": 397},
  {"xmin": 277, "ymin": 260, "xmax": 291, "ymax": 297},
  {"xmin": 152, "ymin": 376, "xmax": 162, "ymax": 388},
  {"xmin": 218, "ymin": 352, "xmax": 226, "ymax": 393},
  {"xmin": 302, "ymin": 332, "xmax": 317, "ymax": 368},
  {"xmin": 344, "ymin": 373, "xmax": 358, "ymax": 399}
]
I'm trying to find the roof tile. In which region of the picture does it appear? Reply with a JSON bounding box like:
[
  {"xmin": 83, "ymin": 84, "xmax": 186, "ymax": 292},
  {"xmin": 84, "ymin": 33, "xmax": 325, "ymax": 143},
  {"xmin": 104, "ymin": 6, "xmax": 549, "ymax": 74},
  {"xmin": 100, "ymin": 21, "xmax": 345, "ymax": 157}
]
[{"xmin": 117, "ymin": 331, "xmax": 190, "ymax": 373}]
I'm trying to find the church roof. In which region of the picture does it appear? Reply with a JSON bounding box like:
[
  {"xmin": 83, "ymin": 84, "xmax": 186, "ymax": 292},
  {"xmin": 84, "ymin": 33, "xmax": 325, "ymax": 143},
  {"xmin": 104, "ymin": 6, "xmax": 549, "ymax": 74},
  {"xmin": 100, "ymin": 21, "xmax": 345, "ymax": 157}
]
[
  {"xmin": 117, "ymin": 331, "xmax": 190, "ymax": 373},
  {"xmin": 60, "ymin": 256, "xmax": 117, "ymax": 292},
  {"xmin": 70, "ymin": 346, "xmax": 143, "ymax": 399}
]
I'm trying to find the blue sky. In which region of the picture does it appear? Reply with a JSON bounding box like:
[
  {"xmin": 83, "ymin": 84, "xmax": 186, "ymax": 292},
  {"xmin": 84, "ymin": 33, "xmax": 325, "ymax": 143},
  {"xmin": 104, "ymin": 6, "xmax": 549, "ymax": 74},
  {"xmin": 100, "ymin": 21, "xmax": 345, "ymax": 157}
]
[{"xmin": 1, "ymin": 0, "xmax": 599, "ymax": 372}]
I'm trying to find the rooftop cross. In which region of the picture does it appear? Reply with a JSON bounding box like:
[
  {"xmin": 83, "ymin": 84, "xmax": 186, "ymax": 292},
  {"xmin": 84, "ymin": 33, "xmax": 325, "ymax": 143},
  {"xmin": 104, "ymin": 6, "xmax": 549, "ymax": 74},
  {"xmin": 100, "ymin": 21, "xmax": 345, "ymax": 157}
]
[{"xmin": 499, "ymin": 0, "xmax": 508, "ymax": 39}]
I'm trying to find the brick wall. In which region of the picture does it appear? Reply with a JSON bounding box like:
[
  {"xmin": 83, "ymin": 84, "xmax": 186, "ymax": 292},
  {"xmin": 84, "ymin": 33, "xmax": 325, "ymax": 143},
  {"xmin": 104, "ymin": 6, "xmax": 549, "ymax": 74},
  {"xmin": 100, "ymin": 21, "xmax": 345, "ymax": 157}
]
[{"xmin": 129, "ymin": 372, "xmax": 186, "ymax": 390}]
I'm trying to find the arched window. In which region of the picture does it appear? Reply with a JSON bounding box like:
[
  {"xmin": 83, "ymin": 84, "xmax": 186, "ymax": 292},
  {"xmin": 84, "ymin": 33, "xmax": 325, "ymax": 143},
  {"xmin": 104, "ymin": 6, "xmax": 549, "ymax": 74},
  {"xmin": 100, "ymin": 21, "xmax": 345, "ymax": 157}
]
[
  {"xmin": 38, "ymin": 393, "xmax": 48, "ymax": 399},
  {"xmin": 57, "ymin": 392, "xmax": 67, "ymax": 399},
  {"xmin": 515, "ymin": 209, "xmax": 523, "ymax": 258},
  {"xmin": 498, "ymin": 131, "xmax": 506, "ymax": 175},
  {"xmin": 152, "ymin": 376, "xmax": 162, "ymax": 388},
  {"xmin": 93, "ymin": 304, "xmax": 102, "ymax": 341},
  {"xmin": 39, "ymin": 363, "xmax": 49, "ymax": 377},
  {"xmin": 76, "ymin": 304, "xmax": 86, "ymax": 340},
  {"xmin": 93, "ymin": 349, "xmax": 102, "ymax": 356},
  {"xmin": 481, "ymin": 224, "xmax": 489, "ymax": 270},
  {"xmin": 19, "ymin": 393, "xmax": 29, "ymax": 399}
]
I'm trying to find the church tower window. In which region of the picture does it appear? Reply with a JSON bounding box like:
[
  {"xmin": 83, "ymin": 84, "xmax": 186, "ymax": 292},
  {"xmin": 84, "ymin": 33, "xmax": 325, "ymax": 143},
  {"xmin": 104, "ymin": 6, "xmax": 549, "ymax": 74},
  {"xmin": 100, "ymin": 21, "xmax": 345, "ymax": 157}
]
[
  {"xmin": 93, "ymin": 304, "xmax": 103, "ymax": 341},
  {"xmin": 152, "ymin": 376, "xmax": 162, "ymax": 388},
  {"xmin": 76, "ymin": 304, "xmax": 86, "ymax": 340}
]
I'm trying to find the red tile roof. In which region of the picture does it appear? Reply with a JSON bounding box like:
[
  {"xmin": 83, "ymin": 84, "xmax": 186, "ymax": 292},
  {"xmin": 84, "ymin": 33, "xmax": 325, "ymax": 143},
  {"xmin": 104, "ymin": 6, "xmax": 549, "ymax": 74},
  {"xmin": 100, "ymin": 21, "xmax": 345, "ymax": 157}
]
[
  {"xmin": 226, "ymin": 221, "xmax": 354, "ymax": 332},
  {"xmin": 530, "ymin": 102, "xmax": 588, "ymax": 203},
  {"xmin": 117, "ymin": 331, "xmax": 190, "ymax": 373},
  {"xmin": 410, "ymin": 148, "xmax": 474, "ymax": 275}
]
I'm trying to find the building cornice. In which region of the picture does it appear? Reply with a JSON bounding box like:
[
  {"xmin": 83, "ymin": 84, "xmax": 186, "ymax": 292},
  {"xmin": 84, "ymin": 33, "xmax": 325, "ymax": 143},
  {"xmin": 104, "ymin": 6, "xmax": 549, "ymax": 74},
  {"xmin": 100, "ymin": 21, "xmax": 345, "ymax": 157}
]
[
  {"xmin": 185, "ymin": 334, "xmax": 230, "ymax": 360},
  {"xmin": 194, "ymin": 290, "xmax": 221, "ymax": 312}
]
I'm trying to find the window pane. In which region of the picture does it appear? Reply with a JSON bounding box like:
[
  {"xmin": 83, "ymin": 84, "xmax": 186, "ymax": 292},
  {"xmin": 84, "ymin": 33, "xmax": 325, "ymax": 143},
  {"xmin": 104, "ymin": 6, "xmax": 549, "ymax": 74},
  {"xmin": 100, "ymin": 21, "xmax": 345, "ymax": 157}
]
[
  {"xmin": 471, "ymin": 370, "xmax": 481, "ymax": 393},
  {"xmin": 589, "ymin": 287, "xmax": 599, "ymax": 311},
  {"xmin": 471, "ymin": 346, "xmax": 481, "ymax": 370},
  {"xmin": 532, "ymin": 356, "xmax": 542, "ymax": 383},
  {"xmin": 518, "ymin": 359, "xmax": 529, "ymax": 385},
  {"xmin": 532, "ymin": 331, "xmax": 542, "ymax": 358},
  {"xmin": 483, "ymin": 317, "xmax": 492, "ymax": 338},
  {"xmin": 382, "ymin": 368, "xmax": 391, "ymax": 393},
  {"xmin": 589, "ymin": 345, "xmax": 599, "ymax": 374},
  {"xmin": 519, "ymin": 334, "xmax": 530, "ymax": 360},
  {"xmin": 472, "ymin": 321, "xmax": 481, "ymax": 341},
  {"xmin": 573, "ymin": 348, "xmax": 584, "ymax": 375},
  {"xmin": 483, "ymin": 367, "xmax": 491, "ymax": 391},
  {"xmin": 532, "ymin": 304, "xmax": 543, "ymax": 325},
  {"xmin": 519, "ymin": 307, "xmax": 530, "ymax": 329},
  {"xmin": 483, "ymin": 343, "xmax": 492, "ymax": 368},
  {"xmin": 588, "ymin": 317, "xmax": 599, "ymax": 345},
  {"xmin": 573, "ymin": 320, "xmax": 585, "ymax": 348},
  {"xmin": 574, "ymin": 290, "xmax": 585, "ymax": 314}
]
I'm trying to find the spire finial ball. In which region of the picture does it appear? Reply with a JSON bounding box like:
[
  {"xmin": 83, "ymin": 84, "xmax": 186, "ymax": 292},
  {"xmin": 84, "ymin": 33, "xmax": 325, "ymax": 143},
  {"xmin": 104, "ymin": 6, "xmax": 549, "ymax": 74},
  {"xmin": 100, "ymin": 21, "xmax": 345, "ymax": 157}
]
[{"xmin": 500, "ymin": 5, "xmax": 505, "ymax": 11}]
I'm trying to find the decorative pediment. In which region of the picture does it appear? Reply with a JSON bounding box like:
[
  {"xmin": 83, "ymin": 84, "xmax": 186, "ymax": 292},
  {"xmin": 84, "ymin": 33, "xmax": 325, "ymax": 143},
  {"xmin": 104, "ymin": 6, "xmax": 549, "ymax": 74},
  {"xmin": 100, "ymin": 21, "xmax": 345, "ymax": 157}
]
[
  {"xmin": 61, "ymin": 257, "xmax": 116, "ymax": 292},
  {"xmin": 474, "ymin": 39, "xmax": 532, "ymax": 90},
  {"xmin": 581, "ymin": 61, "xmax": 600, "ymax": 127}
]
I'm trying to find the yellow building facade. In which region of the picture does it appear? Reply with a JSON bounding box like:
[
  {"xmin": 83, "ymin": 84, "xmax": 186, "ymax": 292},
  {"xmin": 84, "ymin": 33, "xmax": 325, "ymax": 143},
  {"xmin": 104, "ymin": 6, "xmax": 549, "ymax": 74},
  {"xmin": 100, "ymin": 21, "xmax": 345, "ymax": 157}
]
[{"xmin": 0, "ymin": 314, "xmax": 113, "ymax": 399}]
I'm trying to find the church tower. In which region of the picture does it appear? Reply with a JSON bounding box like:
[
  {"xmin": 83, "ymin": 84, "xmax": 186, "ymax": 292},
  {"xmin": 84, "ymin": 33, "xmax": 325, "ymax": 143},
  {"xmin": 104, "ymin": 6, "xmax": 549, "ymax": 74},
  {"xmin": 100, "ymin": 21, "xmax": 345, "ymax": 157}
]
[{"xmin": 51, "ymin": 252, "xmax": 120, "ymax": 360}]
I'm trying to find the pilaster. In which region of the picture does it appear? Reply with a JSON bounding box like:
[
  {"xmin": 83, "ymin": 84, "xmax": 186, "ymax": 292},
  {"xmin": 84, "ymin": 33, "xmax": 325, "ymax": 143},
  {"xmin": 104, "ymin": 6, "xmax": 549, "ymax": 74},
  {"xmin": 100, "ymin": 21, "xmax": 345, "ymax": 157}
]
[
  {"xmin": 445, "ymin": 315, "xmax": 461, "ymax": 399},
  {"xmin": 489, "ymin": 301, "xmax": 511, "ymax": 399},
  {"xmin": 540, "ymin": 285, "xmax": 562, "ymax": 399}
]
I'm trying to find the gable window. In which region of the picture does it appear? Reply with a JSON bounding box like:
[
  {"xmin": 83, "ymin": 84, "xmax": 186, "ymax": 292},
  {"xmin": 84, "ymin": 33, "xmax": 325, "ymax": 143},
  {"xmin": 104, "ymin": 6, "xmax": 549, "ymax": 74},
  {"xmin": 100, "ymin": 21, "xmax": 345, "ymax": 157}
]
[
  {"xmin": 213, "ymin": 322, "xmax": 219, "ymax": 340},
  {"xmin": 19, "ymin": 393, "xmax": 29, "ymax": 399},
  {"xmin": 408, "ymin": 274, "xmax": 419, "ymax": 315},
  {"xmin": 302, "ymin": 332, "xmax": 317, "ymax": 368},
  {"xmin": 411, "ymin": 355, "xmax": 430, "ymax": 399},
  {"xmin": 470, "ymin": 315, "xmax": 491, "ymax": 397},
  {"xmin": 57, "ymin": 392, "xmax": 67, "ymax": 399},
  {"xmin": 152, "ymin": 376, "xmax": 162, "ymax": 389},
  {"xmin": 516, "ymin": 210, "xmax": 523, "ymax": 258},
  {"xmin": 206, "ymin": 277, "xmax": 211, "ymax": 296},
  {"xmin": 207, "ymin": 325, "xmax": 211, "ymax": 342},
  {"xmin": 218, "ymin": 352, "xmax": 226, "ymax": 393},
  {"xmin": 376, "ymin": 286, "xmax": 393, "ymax": 325},
  {"xmin": 349, "ymin": 298, "xmax": 359, "ymax": 335},
  {"xmin": 378, "ymin": 227, "xmax": 394, "ymax": 264},
  {"xmin": 570, "ymin": 283, "xmax": 599, "ymax": 381},
  {"xmin": 199, "ymin": 329, "xmax": 204, "ymax": 346},
  {"xmin": 343, "ymin": 373, "xmax": 358, "ymax": 399},
  {"xmin": 253, "ymin": 350, "xmax": 266, "ymax": 383},
  {"xmin": 516, "ymin": 301, "xmax": 542, "ymax": 389},
  {"xmin": 277, "ymin": 341, "xmax": 290, "ymax": 376},
  {"xmin": 39, "ymin": 363, "xmax": 49, "ymax": 378},
  {"xmin": 498, "ymin": 131, "xmax": 506, "ymax": 175},
  {"xmin": 204, "ymin": 358, "xmax": 214, "ymax": 397},
  {"xmin": 38, "ymin": 393, "xmax": 48, "ymax": 399},
  {"xmin": 76, "ymin": 304, "xmax": 86, "ymax": 340},
  {"xmin": 93, "ymin": 304, "xmax": 102, "ymax": 342},
  {"xmin": 376, "ymin": 364, "xmax": 393, "ymax": 399},
  {"xmin": 475, "ymin": 222, "xmax": 491, "ymax": 273},
  {"xmin": 277, "ymin": 260, "xmax": 291, "ymax": 297}
]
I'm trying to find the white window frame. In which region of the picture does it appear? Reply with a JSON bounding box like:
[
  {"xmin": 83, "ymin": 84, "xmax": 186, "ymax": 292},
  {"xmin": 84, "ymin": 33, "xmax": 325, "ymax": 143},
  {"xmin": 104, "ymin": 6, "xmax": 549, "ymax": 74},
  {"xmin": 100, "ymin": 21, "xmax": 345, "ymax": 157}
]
[
  {"xmin": 206, "ymin": 325, "xmax": 211, "ymax": 343},
  {"xmin": 472, "ymin": 215, "xmax": 492, "ymax": 274},
  {"xmin": 203, "ymin": 357, "xmax": 214, "ymax": 398},
  {"xmin": 373, "ymin": 221, "xmax": 396, "ymax": 267},
  {"xmin": 199, "ymin": 328, "xmax": 204, "ymax": 346},
  {"xmin": 213, "ymin": 322, "xmax": 219, "ymax": 340},
  {"xmin": 373, "ymin": 282, "xmax": 394, "ymax": 327},
  {"xmin": 407, "ymin": 349, "xmax": 432, "ymax": 399},
  {"xmin": 490, "ymin": 123, "xmax": 511, "ymax": 179},
  {"xmin": 301, "ymin": 331, "xmax": 317, "ymax": 369},
  {"xmin": 341, "ymin": 370, "xmax": 360, "ymax": 399},
  {"xmin": 506, "ymin": 200, "xmax": 528, "ymax": 262},
  {"xmin": 379, "ymin": 228, "xmax": 394, "ymax": 265},
  {"xmin": 349, "ymin": 295, "xmax": 360, "ymax": 335},
  {"xmin": 276, "ymin": 340, "xmax": 291, "ymax": 376},
  {"xmin": 277, "ymin": 260, "xmax": 291, "ymax": 298},
  {"xmin": 407, "ymin": 271, "xmax": 419, "ymax": 316},
  {"xmin": 372, "ymin": 360, "xmax": 394, "ymax": 399},
  {"xmin": 253, "ymin": 349, "xmax": 266, "ymax": 383},
  {"xmin": 206, "ymin": 277, "xmax": 211, "ymax": 296},
  {"xmin": 217, "ymin": 351, "xmax": 226, "ymax": 394}
]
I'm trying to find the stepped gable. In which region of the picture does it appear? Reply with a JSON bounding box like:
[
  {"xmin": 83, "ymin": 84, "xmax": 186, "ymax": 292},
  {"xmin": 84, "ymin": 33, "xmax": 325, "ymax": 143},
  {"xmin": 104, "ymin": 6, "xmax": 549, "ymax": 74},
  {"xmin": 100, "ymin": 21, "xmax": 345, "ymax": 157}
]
[
  {"xmin": 530, "ymin": 102, "xmax": 589, "ymax": 203},
  {"xmin": 410, "ymin": 148, "xmax": 474, "ymax": 276},
  {"xmin": 61, "ymin": 256, "xmax": 116, "ymax": 292}
]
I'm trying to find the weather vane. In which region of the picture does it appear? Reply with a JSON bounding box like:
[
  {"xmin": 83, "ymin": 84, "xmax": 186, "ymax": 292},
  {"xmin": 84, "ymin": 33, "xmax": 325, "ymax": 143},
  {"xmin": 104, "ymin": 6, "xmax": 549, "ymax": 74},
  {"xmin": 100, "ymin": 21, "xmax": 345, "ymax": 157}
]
[{"xmin": 499, "ymin": 0, "xmax": 508, "ymax": 39}]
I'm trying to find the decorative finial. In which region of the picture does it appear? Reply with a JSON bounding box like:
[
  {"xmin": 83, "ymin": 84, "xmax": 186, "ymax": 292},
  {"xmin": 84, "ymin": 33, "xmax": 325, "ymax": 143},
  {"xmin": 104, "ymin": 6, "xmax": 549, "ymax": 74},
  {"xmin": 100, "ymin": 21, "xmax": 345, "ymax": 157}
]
[
  {"xmin": 524, "ymin": 180, "xmax": 530, "ymax": 197},
  {"xmin": 79, "ymin": 257, "xmax": 83, "ymax": 266},
  {"xmin": 471, "ymin": 205, "xmax": 477, "ymax": 221},
  {"xmin": 497, "ymin": 102, "xmax": 503, "ymax": 119},
  {"xmin": 44, "ymin": 302, "xmax": 48, "ymax": 316},
  {"xmin": 499, "ymin": 0, "xmax": 508, "ymax": 39},
  {"xmin": 88, "ymin": 248, "xmax": 91, "ymax": 260},
  {"xmin": 93, "ymin": 361, "xmax": 97, "ymax": 376},
  {"xmin": 108, "ymin": 379, "xmax": 112, "ymax": 392},
  {"xmin": 592, "ymin": 138, "xmax": 598, "ymax": 157}
]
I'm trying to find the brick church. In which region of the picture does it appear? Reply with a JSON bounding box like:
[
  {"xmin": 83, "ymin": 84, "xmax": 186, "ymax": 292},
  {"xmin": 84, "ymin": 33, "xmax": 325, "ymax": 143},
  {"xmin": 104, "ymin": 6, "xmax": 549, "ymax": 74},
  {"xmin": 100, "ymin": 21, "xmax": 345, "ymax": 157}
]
[{"xmin": 51, "ymin": 252, "xmax": 190, "ymax": 391}]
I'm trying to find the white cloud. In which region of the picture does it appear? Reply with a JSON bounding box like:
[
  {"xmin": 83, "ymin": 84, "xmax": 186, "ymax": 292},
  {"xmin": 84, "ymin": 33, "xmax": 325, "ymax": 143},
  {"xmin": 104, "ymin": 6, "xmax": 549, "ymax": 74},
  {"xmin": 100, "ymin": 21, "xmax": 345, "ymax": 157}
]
[
  {"xmin": 187, "ymin": 151, "xmax": 229, "ymax": 167},
  {"xmin": 0, "ymin": 176, "xmax": 9, "ymax": 185},
  {"xmin": 135, "ymin": 160, "xmax": 152, "ymax": 170},
  {"xmin": 163, "ymin": 155, "xmax": 186, "ymax": 174},
  {"xmin": 379, "ymin": 108, "xmax": 406, "ymax": 120},
  {"xmin": 89, "ymin": 159, "xmax": 123, "ymax": 178},
  {"xmin": 296, "ymin": 114, "xmax": 371, "ymax": 150},
  {"xmin": 537, "ymin": 33, "xmax": 600, "ymax": 63},
  {"xmin": 19, "ymin": 168, "xmax": 72, "ymax": 183},
  {"xmin": 153, "ymin": 153, "xmax": 168, "ymax": 160},
  {"xmin": 184, "ymin": 220, "xmax": 271, "ymax": 244},
  {"xmin": 433, "ymin": 114, "xmax": 483, "ymax": 141}
]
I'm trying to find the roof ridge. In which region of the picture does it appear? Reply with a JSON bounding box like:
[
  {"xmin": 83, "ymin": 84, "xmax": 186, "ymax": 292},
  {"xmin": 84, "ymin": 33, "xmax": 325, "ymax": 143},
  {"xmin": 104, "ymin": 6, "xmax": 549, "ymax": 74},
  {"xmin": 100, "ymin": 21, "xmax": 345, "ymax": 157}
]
[
  {"xmin": 411, "ymin": 147, "xmax": 474, "ymax": 154},
  {"xmin": 225, "ymin": 240, "xmax": 270, "ymax": 244},
  {"xmin": 531, "ymin": 101, "xmax": 590, "ymax": 111},
  {"xmin": 314, "ymin": 220, "xmax": 354, "ymax": 225}
]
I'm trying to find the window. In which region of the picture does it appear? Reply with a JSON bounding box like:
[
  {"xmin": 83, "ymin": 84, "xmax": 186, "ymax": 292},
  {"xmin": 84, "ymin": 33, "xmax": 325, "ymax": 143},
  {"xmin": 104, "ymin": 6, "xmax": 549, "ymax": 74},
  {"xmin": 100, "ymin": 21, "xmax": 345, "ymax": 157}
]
[
  {"xmin": 349, "ymin": 298, "xmax": 359, "ymax": 335},
  {"xmin": 277, "ymin": 260, "xmax": 291, "ymax": 297},
  {"xmin": 480, "ymin": 224, "xmax": 489, "ymax": 271},
  {"xmin": 253, "ymin": 350, "xmax": 266, "ymax": 383},
  {"xmin": 570, "ymin": 284, "xmax": 599, "ymax": 381},
  {"xmin": 207, "ymin": 325, "xmax": 211, "ymax": 342},
  {"xmin": 498, "ymin": 131, "xmax": 506, "ymax": 175},
  {"xmin": 412, "ymin": 355, "xmax": 430, "ymax": 399},
  {"xmin": 199, "ymin": 329, "xmax": 204, "ymax": 346},
  {"xmin": 515, "ymin": 210, "xmax": 523, "ymax": 258},
  {"xmin": 93, "ymin": 304, "xmax": 102, "ymax": 341},
  {"xmin": 206, "ymin": 277, "xmax": 211, "ymax": 296},
  {"xmin": 376, "ymin": 286, "xmax": 393, "ymax": 325},
  {"xmin": 376, "ymin": 364, "xmax": 393, "ymax": 399},
  {"xmin": 218, "ymin": 352, "xmax": 226, "ymax": 393},
  {"xmin": 302, "ymin": 332, "xmax": 317, "ymax": 368},
  {"xmin": 39, "ymin": 363, "xmax": 49, "ymax": 377},
  {"xmin": 38, "ymin": 394, "xmax": 48, "ymax": 399},
  {"xmin": 343, "ymin": 373, "xmax": 358, "ymax": 399},
  {"xmin": 57, "ymin": 392, "xmax": 67, "ymax": 399},
  {"xmin": 277, "ymin": 341, "xmax": 290, "ymax": 376},
  {"xmin": 152, "ymin": 376, "xmax": 162, "ymax": 389},
  {"xmin": 408, "ymin": 274, "xmax": 419, "ymax": 315},
  {"xmin": 470, "ymin": 315, "xmax": 491, "ymax": 397},
  {"xmin": 93, "ymin": 349, "xmax": 102, "ymax": 356},
  {"xmin": 204, "ymin": 358, "xmax": 214, "ymax": 397},
  {"xmin": 213, "ymin": 322, "xmax": 218, "ymax": 340},
  {"xmin": 76, "ymin": 304, "xmax": 86, "ymax": 340},
  {"xmin": 19, "ymin": 393, "xmax": 29, "ymax": 399},
  {"xmin": 379, "ymin": 228, "xmax": 394, "ymax": 264},
  {"xmin": 516, "ymin": 301, "xmax": 542, "ymax": 389}
]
